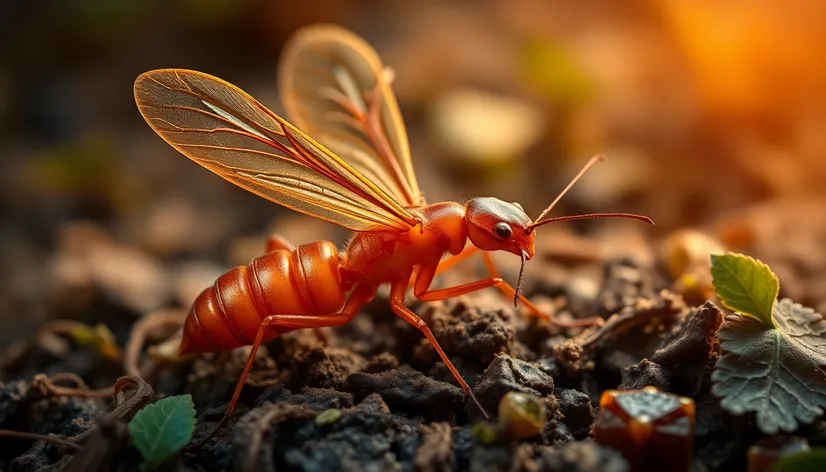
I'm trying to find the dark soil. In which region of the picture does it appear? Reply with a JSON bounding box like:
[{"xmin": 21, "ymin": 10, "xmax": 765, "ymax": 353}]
[{"xmin": 4, "ymin": 241, "xmax": 814, "ymax": 472}]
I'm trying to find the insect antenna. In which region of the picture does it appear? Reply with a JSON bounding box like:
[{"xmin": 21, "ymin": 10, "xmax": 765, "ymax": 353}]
[
  {"xmin": 513, "ymin": 155, "xmax": 654, "ymax": 309},
  {"xmin": 527, "ymin": 155, "xmax": 654, "ymax": 231}
]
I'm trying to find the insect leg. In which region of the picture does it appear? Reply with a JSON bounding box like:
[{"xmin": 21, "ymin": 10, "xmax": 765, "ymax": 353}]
[
  {"xmin": 265, "ymin": 234, "xmax": 296, "ymax": 253},
  {"xmin": 407, "ymin": 244, "xmax": 480, "ymax": 286},
  {"xmin": 413, "ymin": 258, "xmax": 594, "ymax": 328},
  {"xmin": 433, "ymin": 244, "xmax": 480, "ymax": 277},
  {"xmin": 388, "ymin": 282, "xmax": 489, "ymax": 419},
  {"xmin": 412, "ymin": 261, "xmax": 505, "ymax": 301},
  {"xmin": 191, "ymin": 285, "xmax": 374, "ymax": 448},
  {"xmin": 480, "ymin": 252, "xmax": 596, "ymax": 328}
]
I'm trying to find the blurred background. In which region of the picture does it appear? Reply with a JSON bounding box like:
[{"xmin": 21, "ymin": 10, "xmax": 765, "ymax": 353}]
[{"xmin": 2, "ymin": 0, "xmax": 826, "ymax": 349}]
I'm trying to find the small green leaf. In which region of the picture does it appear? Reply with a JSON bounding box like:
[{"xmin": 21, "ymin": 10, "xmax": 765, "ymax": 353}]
[
  {"xmin": 129, "ymin": 394, "xmax": 196, "ymax": 469},
  {"xmin": 770, "ymin": 448, "xmax": 826, "ymax": 472},
  {"xmin": 471, "ymin": 421, "xmax": 499, "ymax": 445},
  {"xmin": 710, "ymin": 253, "xmax": 779, "ymax": 327},
  {"xmin": 315, "ymin": 409, "xmax": 341, "ymax": 425}
]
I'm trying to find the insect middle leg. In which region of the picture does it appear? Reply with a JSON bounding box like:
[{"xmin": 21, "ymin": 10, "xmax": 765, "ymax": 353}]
[
  {"xmin": 192, "ymin": 285, "xmax": 374, "ymax": 447},
  {"xmin": 407, "ymin": 243, "xmax": 478, "ymax": 286},
  {"xmin": 388, "ymin": 282, "xmax": 489, "ymax": 420}
]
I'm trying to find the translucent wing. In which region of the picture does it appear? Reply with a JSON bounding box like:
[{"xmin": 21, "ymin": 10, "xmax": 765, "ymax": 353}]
[
  {"xmin": 278, "ymin": 24, "xmax": 425, "ymax": 208},
  {"xmin": 134, "ymin": 69, "xmax": 419, "ymax": 233}
]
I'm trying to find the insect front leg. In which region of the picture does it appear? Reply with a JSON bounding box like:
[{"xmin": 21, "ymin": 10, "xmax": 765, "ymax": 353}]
[
  {"xmin": 413, "ymin": 256, "xmax": 595, "ymax": 328},
  {"xmin": 407, "ymin": 244, "xmax": 480, "ymax": 287},
  {"xmin": 479, "ymin": 252, "xmax": 596, "ymax": 328},
  {"xmin": 190, "ymin": 285, "xmax": 374, "ymax": 449},
  {"xmin": 412, "ymin": 261, "xmax": 506, "ymax": 301}
]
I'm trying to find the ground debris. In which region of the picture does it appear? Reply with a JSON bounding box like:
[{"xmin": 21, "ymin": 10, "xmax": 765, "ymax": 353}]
[
  {"xmin": 1, "ymin": 375, "xmax": 149, "ymax": 471},
  {"xmin": 535, "ymin": 441, "xmax": 629, "ymax": 472},
  {"xmin": 596, "ymin": 258, "xmax": 656, "ymax": 317},
  {"xmin": 255, "ymin": 384, "xmax": 353, "ymax": 411},
  {"xmin": 233, "ymin": 402, "xmax": 316, "ymax": 472},
  {"xmin": 415, "ymin": 422, "xmax": 454, "ymax": 472},
  {"xmin": 693, "ymin": 391, "xmax": 749, "ymax": 471},
  {"xmin": 555, "ymin": 388, "xmax": 595, "ymax": 440},
  {"xmin": 473, "ymin": 354, "xmax": 554, "ymax": 413},
  {"xmin": 650, "ymin": 301, "xmax": 722, "ymax": 395},
  {"xmin": 650, "ymin": 301, "xmax": 722, "ymax": 366},
  {"xmin": 472, "ymin": 354, "xmax": 565, "ymax": 444},
  {"xmin": 55, "ymin": 413, "xmax": 133, "ymax": 472},
  {"xmin": 618, "ymin": 359, "xmax": 672, "ymax": 391},
  {"xmin": 363, "ymin": 352, "xmax": 400, "ymax": 373},
  {"xmin": 286, "ymin": 347, "xmax": 367, "ymax": 391},
  {"xmin": 348, "ymin": 369, "xmax": 465, "ymax": 422},
  {"xmin": 277, "ymin": 393, "xmax": 419, "ymax": 472},
  {"xmin": 466, "ymin": 443, "xmax": 514, "ymax": 472},
  {"xmin": 553, "ymin": 290, "xmax": 688, "ymax": 376},
  {"xmin": 419, "ymin": 298, "xmax": 517, "ymax": 365}
]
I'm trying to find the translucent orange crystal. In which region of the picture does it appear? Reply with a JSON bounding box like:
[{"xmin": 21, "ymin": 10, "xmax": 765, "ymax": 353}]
[
  {"xmin": 594, "ymin": 386, "xmax": 695, "ymax": 472},
  {"xmin": 747, "ymin": 435, "xmax": 810, "ymax": 472}
]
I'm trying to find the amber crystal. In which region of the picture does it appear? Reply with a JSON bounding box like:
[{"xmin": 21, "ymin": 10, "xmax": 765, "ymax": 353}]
[
  {"xmin": 747, "ymin": 435, "xmax": 810, "ymax": 472},
  {"xmin": 594, "ymin": 386, "xmax": 695, "ymax": 472}
]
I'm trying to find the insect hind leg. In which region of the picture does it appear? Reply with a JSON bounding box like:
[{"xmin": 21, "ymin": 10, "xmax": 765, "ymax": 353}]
[{"xmin": 189, "ymin": 285, "xmax": 374, "ymax": 449}]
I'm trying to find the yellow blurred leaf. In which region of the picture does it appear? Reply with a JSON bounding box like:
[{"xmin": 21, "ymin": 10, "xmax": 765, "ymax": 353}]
[
  {"xmin": 519, "ymin": 38, "xmax": 594, "ymax": 105},
  {"xmin": 69, "ymin": 323, "xmax": 121, "ymax": 361}
]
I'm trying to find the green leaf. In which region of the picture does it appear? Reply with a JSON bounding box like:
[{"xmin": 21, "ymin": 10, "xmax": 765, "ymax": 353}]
[
  {"xmin": 710, "ymin": 253, "xmax": 779, "ymax": 327},
  {"xmin": 129, "ymin": 394, "xmax": 196, "ymax": 468},
  {"xmin": 471, "ymin": 421, "xmax": 499, "ymax": 445},
  {"xmin": 712, "ymin": 306, "xmax": 826, "ymax": 434},
  {"xmin": 770, "ymin": 448, "xmax": 826, "ymax": 472},
  {"xmin": 315, "ymin": 409, "xmax": 341, "ymax": 426}
]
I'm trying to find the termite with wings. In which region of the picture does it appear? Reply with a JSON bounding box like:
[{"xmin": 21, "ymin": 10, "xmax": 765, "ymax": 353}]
[{"xmin": 133, "ymin": 24, "xmax": 653, "ymax": 439}]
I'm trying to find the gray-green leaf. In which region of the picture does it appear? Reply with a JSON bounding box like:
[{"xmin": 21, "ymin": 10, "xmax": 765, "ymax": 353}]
[
  {"xmin": 773, "ymin": 298, "xmax": 826, "ymax": 366},
  {"xmin": 129, "ymin": 394, "xmax": 196, "ymax": 468},
  {"xmin": 711, "ymin": 313, "xmax": 826, "ymax": 434},
  {"xmin": 710, "ymin": 253, "xmax": 778, "ymax": 328}
]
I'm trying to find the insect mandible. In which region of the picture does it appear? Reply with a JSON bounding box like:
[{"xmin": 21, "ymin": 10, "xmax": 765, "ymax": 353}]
[{"xmin": 133, "ymin": 24, "xmax": 653, "ymax": 442}]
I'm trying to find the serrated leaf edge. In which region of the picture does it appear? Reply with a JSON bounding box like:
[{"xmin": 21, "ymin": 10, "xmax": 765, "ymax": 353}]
[
  {"xmin": 130, "ymin": 394, "xmax": 196, "ymax": 467},
  {"xmin": 773, "ymin": 298, "xmax": 826, "ymax": 367},
  {"xmin": 710, "ymin": 252, "xmax": 779, "ymax": 328}
]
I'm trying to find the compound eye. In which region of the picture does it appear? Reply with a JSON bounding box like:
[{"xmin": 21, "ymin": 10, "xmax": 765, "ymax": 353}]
[{"xmin": 493, "ymin": 222, "xmax": 513, "ymax": 240}]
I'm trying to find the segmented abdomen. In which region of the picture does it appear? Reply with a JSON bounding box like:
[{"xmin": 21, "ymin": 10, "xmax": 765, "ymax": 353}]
[{"xmin": 180, "ymin": 241, "xmax": 346, "ymax": 354}]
